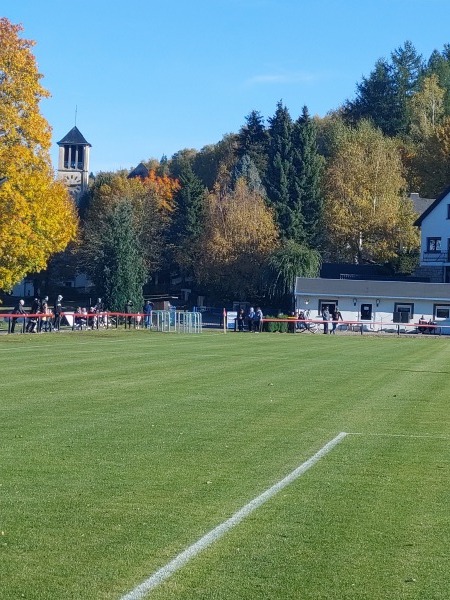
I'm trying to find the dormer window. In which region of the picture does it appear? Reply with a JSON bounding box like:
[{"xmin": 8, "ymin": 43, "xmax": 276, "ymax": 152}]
[{"xmin": 427, "ymin": 237, "xmax": 441, "ymax": 252}]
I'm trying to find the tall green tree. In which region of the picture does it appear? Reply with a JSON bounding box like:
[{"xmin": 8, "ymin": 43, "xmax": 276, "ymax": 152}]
[
  {"xmin": 425, "ymin": 46, "xmax": 450, "ymax": 115},
  {"xmin": 237, "ymin": 110, "xmax": 269, "ymax": 177},
  {"xmin": 265, "ymin": 101, "xmax": 305, "ymax": 243},
  {"xmin": 344, "ymin": 59, "xmax": 399, "ymax": 136},
  {"xmin": 292, "ymin": 107, "xmax": 325, "ymax": 248},
  {"xmin": 170, "ymin": 162, "xmax": 206, "ymax": 250},
  {"xmin": 82, "ymin": 200, "xmax": 146, "ymax": 311}
]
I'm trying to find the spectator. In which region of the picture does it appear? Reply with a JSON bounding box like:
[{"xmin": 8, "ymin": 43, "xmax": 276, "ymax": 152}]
[
  {"xmin": 247, "ymin": 306, "xmax": 255, "ymax": 333},
  {"xmin": 40, "ymin": 296, "xmax": 52, "ymax": 332},
  {"xmin": 124, "ymin": 300, "xmax": 133, "ymax": 328},
  {"xmin": 143, "ymin": 300, "xmax": 153, "ymax": 329},
  {"xmin": 254, "ymin": 307, "xmax": 263, "ymax": 333},
  {"xmin": 331, "ymin": 306, "xmax": 343, "ymax": 334},
  {"xmin": 26, "ymin": 296, "xmax": 41, "ymax": 333},
  {"xmin": 53, "ymin": 295, "xmax": 63, "ymax": 331},
  {"xmin": 297, "ymin": 309, "xmax": 306, "ymax": 331},
  {"xmin": 10, "ymin": 299, "xmax": 26, "ymax": 333},
  {"xmin": 237, "ymin": 309, "xmax": 245, "ymax": 332},
  {"xmin": 322, "ymin": 305, "xmax": 330, "ymax": 334}
]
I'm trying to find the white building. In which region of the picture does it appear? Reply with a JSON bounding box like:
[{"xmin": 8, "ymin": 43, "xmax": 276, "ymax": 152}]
[
  {"xmin": 414, "ymin": 186, "xmax": 450, "ymax": 283},
  {"xmin": 294, "ymin": 277, "xmax": 450, "ymax": 332}
]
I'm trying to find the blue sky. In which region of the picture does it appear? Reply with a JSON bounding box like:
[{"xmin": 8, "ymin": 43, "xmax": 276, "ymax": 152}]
[{"xmin": 4, "ymin": 0, "xmax": 450, "ymax": 173}]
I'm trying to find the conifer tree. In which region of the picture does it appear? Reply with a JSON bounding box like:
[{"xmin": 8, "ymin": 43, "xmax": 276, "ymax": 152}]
[
  {"xmin": 237, "ymin": 110, "xmax": 269, "ymax": 177},
  {"xmin": 292, "ymin": 107, "xmax": 325, "ymax": 248},
  {"xmin": 265, "ymin": 101, "xmax": 305, "ymax": 243}
]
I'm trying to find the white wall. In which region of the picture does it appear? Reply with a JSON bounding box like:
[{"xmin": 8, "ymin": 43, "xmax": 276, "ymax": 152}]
[{"xmin": 420, "ymin": 190, "xmax": 450, "ymax": 266}]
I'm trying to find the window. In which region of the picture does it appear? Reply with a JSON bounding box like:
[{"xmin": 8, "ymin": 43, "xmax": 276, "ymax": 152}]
[
  {"xmin": 434, "ymin": 304, "xmax": 450, "ymax": 320},
  {"xmin": 427, "ymin": 237, "xmax": 441, "ymax": 252}
]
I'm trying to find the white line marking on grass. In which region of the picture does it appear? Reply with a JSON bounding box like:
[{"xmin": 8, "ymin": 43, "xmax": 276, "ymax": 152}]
[
  {"xmin": 119, "ymin": 431, "xmax": 348, "ymax": 600},
  {"xmin": 347, "ymin": 432, "xmax": 450, "ymax": 439}
]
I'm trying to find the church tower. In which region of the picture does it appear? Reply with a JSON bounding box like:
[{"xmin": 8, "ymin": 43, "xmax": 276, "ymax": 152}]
[{"xmin": 56, "ymin": 126, "xmax": 91, "ymax": 202}]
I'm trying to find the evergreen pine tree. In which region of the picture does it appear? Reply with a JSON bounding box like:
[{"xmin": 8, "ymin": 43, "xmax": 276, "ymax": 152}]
[
  {"xmin": 344, "ymin": 59, "xmax": 400, "ymax": 136},
  {"xmin": 171, "ymin": 163, "xmax": 206, "ymax": 242},
  {"xmin": 265, "ymin": 101, "xmax": 305, "ymax": 243},
  {"xmin": 92, "ymin": 200, "xmax": 146, "ymax": 311},
  {"xmin": 292, "ymin": 107, "xmax": 325, "ymax": 248},
  {"xmin": 237, "ymin": 110, "xmax": 269, "ymax": 178}
]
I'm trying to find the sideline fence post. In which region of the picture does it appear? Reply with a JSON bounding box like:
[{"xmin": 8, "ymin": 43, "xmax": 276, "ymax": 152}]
[{"xmin": 223, "ymin": 308, "xmax": 227, "ymax": 334}]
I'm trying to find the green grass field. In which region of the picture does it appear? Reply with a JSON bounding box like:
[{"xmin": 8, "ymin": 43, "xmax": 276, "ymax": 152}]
[{"xmin": 1, "ymin": 330, "xmax": 449, "ymax": 599}]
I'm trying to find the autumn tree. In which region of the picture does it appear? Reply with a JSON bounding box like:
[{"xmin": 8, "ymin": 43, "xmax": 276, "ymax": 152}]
[
  {"xmin": 0, "ymin": 18, "xmax": 77, "ymax": 291},
  {"xmin": 324, "ymin": 120, "xmax": 419, "ymax": 264},
  {"xmin": 412, "ymin": 116, "xmax": 450, "ymax": 197},
  {"xmin": 192, "ymin": 179, "xmax": 279, "ymax": 300}
]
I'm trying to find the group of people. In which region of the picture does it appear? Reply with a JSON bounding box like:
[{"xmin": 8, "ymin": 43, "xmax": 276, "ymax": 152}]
[
  {"xmin": 237, "ymin": 306, "xmax": 264, "ymax": 332},
  {"xmin": 10, "ymin": 294, "xmax": 63, "ymax": 333},
  {"xmin": 320, "ymin": 305, "xmax": 343, "ymax": 334}
]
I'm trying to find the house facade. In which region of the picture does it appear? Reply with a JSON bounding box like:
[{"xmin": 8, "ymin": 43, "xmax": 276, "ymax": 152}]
[{"xmin": 414, "ymin": 186, "xmax": 450, "ymax": 283}]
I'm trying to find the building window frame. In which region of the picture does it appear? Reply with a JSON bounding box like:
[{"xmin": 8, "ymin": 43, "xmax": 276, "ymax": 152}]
[
  {"xmin": 427, "ymin": 237, "xmax": 441, "ymax": 252},
  {"xmin": 434, "ymin": 304, "xmax": 450, "ymax": 320}
]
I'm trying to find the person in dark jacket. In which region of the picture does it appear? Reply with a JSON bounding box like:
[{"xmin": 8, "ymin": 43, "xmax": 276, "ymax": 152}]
[
  {"xmin": 124, "ymin": 300, "xmax": 133, "ymax": 328},
  {"xmin": 53, "ymin": 295, "xmax": 63, "ymax": 331},
  {"xmin": 143, "ymin": 300, "xmax": 153, "ymax": 329},
  {"xmin": 26, "ymin": 296, "xmax": 41, "ymax": 333},
  {"xmin": 10, "ymin": 299, "xmax": 26, "ymax": 333}
]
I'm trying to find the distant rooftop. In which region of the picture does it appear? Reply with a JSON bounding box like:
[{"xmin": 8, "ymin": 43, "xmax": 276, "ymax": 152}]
[{"xmin": 127, "ymin": 162, "xmax": 149, "ymax": 179}]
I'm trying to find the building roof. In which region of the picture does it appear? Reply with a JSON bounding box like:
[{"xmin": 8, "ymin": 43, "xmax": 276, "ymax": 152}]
[
  {"xmin": 414, "ymin": 185, "xmax": 450, "ymax": 226},
  {"xmin": 295, "ymin": 277, "xmax": 450, "ymax": 301},
  {"xmin": 409, "ymin": 192, "xmax": 435, "ymax": 220},
  {"xmin": 57, "ymin": 126, "xmax": 91, "ymax": 147},
  {"xmin": 127, "ymin": 163, "xmax": 150, "ymax": 179}
]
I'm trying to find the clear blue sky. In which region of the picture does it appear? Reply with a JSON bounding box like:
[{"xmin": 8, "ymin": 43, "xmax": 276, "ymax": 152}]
[{"xmin": 4, "ymin": 0, "xmax": 450, "ymax": 173}]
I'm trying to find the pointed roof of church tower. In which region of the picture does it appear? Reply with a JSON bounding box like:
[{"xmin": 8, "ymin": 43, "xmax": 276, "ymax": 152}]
[{"xmin": 57, "ymin": 126, "xmax": 91, "ymax": 147}]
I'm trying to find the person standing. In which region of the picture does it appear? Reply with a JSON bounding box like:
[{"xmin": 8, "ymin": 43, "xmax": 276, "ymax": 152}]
[
  {"xmin": 53, "ymin": 295, "xmax": 63, "ymax": 330},
  {"xmin": 26, "ymin": 296, "xmax": 41, "ymax": 333},
  {"xmin": 254, "ymin": 307, "xmax": 263, "ymax": 333},
  {"xmin": 143, "ymin": 300, "xmax": 153, "ymax": 329},
  {"xmin": 331, "ymin": 306, "xmax": 343, "ymax": 334},
  {"xmin": 40, "ymin": 296, "xmax": 51, "ymax": 332},
  {"xmin": 247, "ymin": 306, "xmax": 255, "ymax": 332},
  {"xmin": 124, "ymin": 300, "xmax": 133, "ymax": 328},
  {"xmin": 10, "ymin": 299, "xmax": 26, "ymax": 333},
  {"xmin": 322, "ymin": 305, "xmax": 330, "ymax": 334},
  {"xmin": 237, "ymin": 309, "xmax": 245, "ymax": 331}
]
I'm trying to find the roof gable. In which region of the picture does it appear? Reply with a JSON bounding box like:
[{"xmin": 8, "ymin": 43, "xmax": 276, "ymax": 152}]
[
  {"xmin": 414, "ymin": 185, "xmax": 450, "ymax": 226},
  {"xmin": 127, "ymin": 163, "xmax": 149, "ymax": 179},
  {"xmin": 57, "ymin": 126, "xmax": 91, "ymax": 147}
]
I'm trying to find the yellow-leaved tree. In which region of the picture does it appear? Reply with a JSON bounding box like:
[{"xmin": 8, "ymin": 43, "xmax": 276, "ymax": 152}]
[
  {"xmin": 324, "ymin": 120, "xmax": 419, "ymax": 264},
  {"xmin": 192, "ymin": 178, "xmax": 279, "ymax": 300},
  {"xmin": 0, "ymin": 18, "xmax": 77, "ymax": 291}
]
